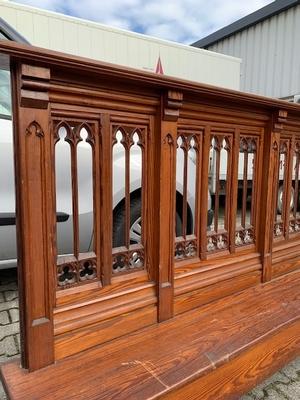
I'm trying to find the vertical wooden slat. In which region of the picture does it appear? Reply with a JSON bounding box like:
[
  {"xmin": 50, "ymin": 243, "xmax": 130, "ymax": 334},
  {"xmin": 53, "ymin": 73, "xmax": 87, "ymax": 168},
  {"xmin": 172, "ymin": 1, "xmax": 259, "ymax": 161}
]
[
  {"xmin": 224, "ymin": 137, "xmax": 233, "ymax": 234},
  {"xmin": 182, "ymin": 139, "xmax": 188, "ymax": 239},
  {"xmin": 200, "ymin": 125, "xmax": 211, "ymax": 260},
  {"xmin": 148, "ymin": 115, "xmax": 159, "ymax": 282},
  {"xmin": 250, "ymin": 140, "xmax": 258, "ymax": 227},
  {"xmin": 229, "ymin": 129, "xmax": 240, "ymax": 253},
  {"xmin": 140, "ymin": 128, "xmax": 147, "ymax": 247},
  {"xmin": 50, "ymin": 120, "xmax": 58, "ymax": 301},
  {"xmin": 124, "ymin": 133, "xmax": 131, "ymax": 249},
  {"xmin": 293, "ymin": 143, "xmax": 300, "ymax": 221},
  {"xmin": 274, "ymin": 147, "xmax": 281, "ymax": 225},
  {"xmin": 158, "ymin": 90, "xmax": 182, "ymax": 322},
  {"xmin": 214, "ymin": 138, "xmax": 220, "ymax": 233},
  {"xmin": 69, "ymin": 132, "xmax": 79, "ymax": 259},
  {"xmin": 93, "ymin": 121, "xmax": 102, "ymax": 280},
  {"xmin": 259, "ymin": 110, "xmax": 287, "ymax": 283},
  {"xmin": 13, "ymin": 63, "xmax": 55, "ymax": 370},
  {"xmin": 284, "ymin": 138, "xmax": 294, "ymax": 239},
  {"xmin": 195, "ymin": 133, "xmax": 202, "ymax": 251},
  {"xmin": 281, "ymin": 142, "xmax": 289, "ymax": 237},
  {"xmin": 242, "ymin": 147, "xmax": 248, "ymax": 228},
  {"xmin": 100, "ymin": 114, "xmax": 112, "ymax": 285}
]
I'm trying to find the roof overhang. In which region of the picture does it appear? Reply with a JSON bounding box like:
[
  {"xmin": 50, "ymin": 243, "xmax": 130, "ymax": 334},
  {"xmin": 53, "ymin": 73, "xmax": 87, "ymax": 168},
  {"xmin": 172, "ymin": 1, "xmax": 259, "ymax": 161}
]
[
  {"xmin": 192, "ymin": 0, "xmax": 300, "ymax": 48},
  {"xmin": 0, "ymin": 17, "xmax": 29, "ymax": 44}
]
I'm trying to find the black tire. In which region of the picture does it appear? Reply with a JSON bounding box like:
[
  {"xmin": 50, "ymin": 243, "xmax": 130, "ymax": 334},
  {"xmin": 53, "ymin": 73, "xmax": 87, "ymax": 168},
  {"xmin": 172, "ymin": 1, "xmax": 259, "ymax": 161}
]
[
  {"xmin": 113, "ymin": 197, "xmax": 183, "ymax": 247},
  {"xmin": 113, "ymin": 197, "xmax": 141, "ymax": 248},
  {"xmin": 277, "ymin": 186, "xmax": 294, "ymax": 214}
]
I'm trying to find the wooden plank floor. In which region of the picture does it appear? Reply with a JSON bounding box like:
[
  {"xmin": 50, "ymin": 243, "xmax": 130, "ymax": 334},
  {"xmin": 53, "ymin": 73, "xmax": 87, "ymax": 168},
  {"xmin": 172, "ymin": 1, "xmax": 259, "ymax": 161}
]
[{"xmin": 1, "ymin": 270, "xmax": 300, "ymax": 400}]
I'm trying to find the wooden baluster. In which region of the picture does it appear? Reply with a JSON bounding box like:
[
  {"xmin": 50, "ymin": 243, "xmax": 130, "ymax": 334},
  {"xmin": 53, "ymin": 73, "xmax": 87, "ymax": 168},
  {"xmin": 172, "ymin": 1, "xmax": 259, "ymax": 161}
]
[
  {"xmin": 100, "ymin": 114, "xmax": 112, "ymax": 285},
  {"xmin": 241, "ymin": 141, "xmax": 248, "ymax": 229},
  {"xmin": 224, "ymin": 136, "xmax": 233, "ymax": 236},
  {"xmin": 280, "ymin": 141, "xmax": 289, "ymax": 238},
  {"xmin": 284, "ymin": 138, "xmax": 294, "ymax": 239},
  {"xmin": 274, "ymin": 145, "xmax": 281, "ymax": 227},
  {"xmin": 123, "ymin": 128, "xmax": 131, "ymax": 250},
  {"xmin": 138, "ymin": 128, "xmax": 146, "ymax": 245},
  {"xmin": 158, "ymin": 90, "xmax": 182, "ymax": 322},
  {"xmin": 182, "ymin": 136, "xmax": 188, "ymax": 239},
  {"xmin": 250, "ymin": 139, "xmax": 258, "ymax": 228},
  {"xmin": 214, "ymin": 137, "xmax": 220, "ymax": 233},
  {"xmin": 68, "ymin": 125, "xmax": 80, "ymax": 260},
  {"xmin": 293, "ymin": 143, "xmax": 300, "ymax": 223},
  {"xmin": 13, "ymin": 63, "xmax": 55, "ymax": 370},
  {"xmin": 90, "ymin": 121, "xmax": 101, "ymax": 281},
  {"xmin": 259, "ymin": 109, "xmax": 287, "ymax": 283},
  {"xmin": 194, "ymin": 134, "xmax": 201, "ymax": 254},
  {"xmin": 199, "ymin": 125, "xmax": 211, "ymax": 260},
  {"xmin": 229, "ymin": 129, "xmax": 240, "ymax": 253}
]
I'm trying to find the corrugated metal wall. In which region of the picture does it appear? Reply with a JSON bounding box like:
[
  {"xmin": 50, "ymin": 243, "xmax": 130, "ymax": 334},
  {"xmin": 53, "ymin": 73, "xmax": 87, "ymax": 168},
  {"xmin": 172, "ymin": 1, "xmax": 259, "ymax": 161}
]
[
  {"xmin": 0, "ymin": 0, "xmax": 241, "ymax": 90},
  {"xmin": 208, "ymin": 5, "xmax": 300, "ymax": 99}
]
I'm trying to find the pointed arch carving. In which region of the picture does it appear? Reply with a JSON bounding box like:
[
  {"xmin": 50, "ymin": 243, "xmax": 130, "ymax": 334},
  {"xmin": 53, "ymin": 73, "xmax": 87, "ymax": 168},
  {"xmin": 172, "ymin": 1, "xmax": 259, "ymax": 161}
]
[{"xmin": 25, "ymin": 121, "xmax": 44, "ymax": 138}]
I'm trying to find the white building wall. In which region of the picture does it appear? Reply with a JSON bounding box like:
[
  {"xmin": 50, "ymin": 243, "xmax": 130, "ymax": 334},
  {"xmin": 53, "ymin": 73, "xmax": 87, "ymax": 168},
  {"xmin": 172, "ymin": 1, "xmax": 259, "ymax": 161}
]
[
  {"xmin": 0, "ymin": 0, "xmax": 241, "ymax": 90},
  {"xmin": 208, "ymin": 5, "xmax": 300, "ymax": 99}
]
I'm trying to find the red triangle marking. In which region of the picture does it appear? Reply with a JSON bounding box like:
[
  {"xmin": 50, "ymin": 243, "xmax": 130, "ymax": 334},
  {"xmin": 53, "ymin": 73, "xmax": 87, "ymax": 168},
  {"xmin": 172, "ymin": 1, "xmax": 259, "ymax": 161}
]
[{"xmin": 155, "ymin": 56, "xmax": 164, "ymax": 74}]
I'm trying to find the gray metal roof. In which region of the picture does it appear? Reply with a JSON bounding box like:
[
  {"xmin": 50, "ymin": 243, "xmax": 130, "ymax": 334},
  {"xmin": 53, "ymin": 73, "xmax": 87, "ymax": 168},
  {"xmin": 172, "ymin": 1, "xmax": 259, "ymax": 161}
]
[
  {"xmin": 192, "ymin": 0, "xmax": 300, "ymax": 48},
  {"xmin": 0, "ymin": 17, "xmax": 29, "ymax": 44}
]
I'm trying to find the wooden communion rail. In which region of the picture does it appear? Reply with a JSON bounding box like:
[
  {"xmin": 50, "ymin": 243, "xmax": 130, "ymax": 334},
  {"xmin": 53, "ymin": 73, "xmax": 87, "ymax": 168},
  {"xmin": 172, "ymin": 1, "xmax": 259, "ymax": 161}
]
[{"xmin": 0, "ymin": 40, "xmax": 299, "ymax": 399}]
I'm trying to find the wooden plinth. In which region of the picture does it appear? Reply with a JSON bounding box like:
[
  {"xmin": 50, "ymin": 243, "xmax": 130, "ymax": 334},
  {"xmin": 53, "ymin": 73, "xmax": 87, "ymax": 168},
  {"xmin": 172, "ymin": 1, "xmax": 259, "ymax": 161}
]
[{"xmin": 1, "ymin": 270, "xmax": 300, "ymax": 400}]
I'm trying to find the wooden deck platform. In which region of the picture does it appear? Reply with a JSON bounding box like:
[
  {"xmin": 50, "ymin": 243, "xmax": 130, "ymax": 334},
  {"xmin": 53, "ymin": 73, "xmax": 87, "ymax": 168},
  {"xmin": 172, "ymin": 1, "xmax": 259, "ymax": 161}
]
[{"xmin": 1, "ymin": 270, "xmax": 300, "ymax": 400}]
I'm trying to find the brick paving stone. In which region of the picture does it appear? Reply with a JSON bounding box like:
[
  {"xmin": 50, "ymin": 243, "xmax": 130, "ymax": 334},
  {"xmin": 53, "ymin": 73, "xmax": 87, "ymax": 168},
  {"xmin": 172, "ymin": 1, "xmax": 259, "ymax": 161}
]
[
  {"xmin": 0, "ymin": 322, "xmax": 19, "ymax": 339},
  {"xmin": 4, "ymin": 291, "xmax": 18, "ymax": 302},
  {"xmin": 277, "ymin": 382, "xmax": 300, "ymax": 400},
  {"xmin": 280, "ymin": 363, "xmax": 299, "ymax": 380},
  {"xmin": 0, "ymin": 335, "xmax": 19, "ymax": 357},
  {"xmin": 8, "ymin": 308, "xmax": 19, "ymax": 323},
  {"xmin": 263, "ymin": 388, "xmax": 285, "ymax": 399},
  {"xmin": 246, "ymin": 386, "xmax": 265, "ymax": 399},
  {"xmin": 0, "ymin": 300, "xmax": 18, "ymax": 312},
  {"xmin": 0, "ymin": 311, "xmax": 9, "ymax": 326}
]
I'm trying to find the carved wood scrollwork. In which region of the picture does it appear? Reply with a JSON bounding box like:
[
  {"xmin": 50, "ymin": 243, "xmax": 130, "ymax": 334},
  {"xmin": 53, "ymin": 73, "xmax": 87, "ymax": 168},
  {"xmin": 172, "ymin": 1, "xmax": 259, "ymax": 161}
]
[
  {"xmin": 20, "ymin": 64, "xmax": 50, "ymax": 109},
  {"xmin": 274, "ymin": 138, "xmax": 289, "ymax": 239},
  {"xmin": 175, "ymin": 131, "xmax": 201, "ymax": 260},
  {"xmin": 273, "ymin": 135, "xmax": 300, "ymax": 240},
  {"xmin": 25, "ymin": 121, "xmax": 44, "ymax": 138},
  {"xmin": 207, "ymin": 134, "xmax": 232, "ymax": 253},
  {"xmin": 163, "ymin": 90, "xmax": 183, "ymax": 121},
  {"xmin": 235, "ymin": 136, "xmax": 258, "ymax": 247},
  {"xmin": 53, "ymin": 119, "xmax": 97, "ymax": 290},
  {"xmin": 112, "ymin": 124, "xmax": 147, "ymax": 274},
  {"xmin": 273, "ymin": 109, "xmax": 288, "ymax": 133}
]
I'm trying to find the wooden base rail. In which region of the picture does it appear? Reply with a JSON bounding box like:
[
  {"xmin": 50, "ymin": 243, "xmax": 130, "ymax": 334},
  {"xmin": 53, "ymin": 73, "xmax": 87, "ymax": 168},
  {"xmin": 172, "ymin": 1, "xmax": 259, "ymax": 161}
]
[{"xmin": 1, "ymin": 270, "xmax": 300, "ymax": 400}]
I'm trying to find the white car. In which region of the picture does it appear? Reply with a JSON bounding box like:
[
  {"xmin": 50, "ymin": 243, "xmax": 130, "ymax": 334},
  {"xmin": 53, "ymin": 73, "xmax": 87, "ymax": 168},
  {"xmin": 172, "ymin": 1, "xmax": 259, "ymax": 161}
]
[{"xmin": 0, "ymin": 66, "xmax": 213, "ymax": 269}]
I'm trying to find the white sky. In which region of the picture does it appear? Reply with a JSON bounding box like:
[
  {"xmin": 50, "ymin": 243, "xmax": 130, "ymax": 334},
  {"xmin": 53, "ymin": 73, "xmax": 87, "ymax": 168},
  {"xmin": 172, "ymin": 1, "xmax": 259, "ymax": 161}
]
[{"xmin": 12, "ymin": 0, "xmax": 273, "ymax": 44}]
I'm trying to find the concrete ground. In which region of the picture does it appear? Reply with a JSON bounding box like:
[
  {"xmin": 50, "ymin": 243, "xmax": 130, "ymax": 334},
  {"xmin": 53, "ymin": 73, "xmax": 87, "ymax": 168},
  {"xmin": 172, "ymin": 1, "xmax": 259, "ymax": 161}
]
[{"xmin": 0, "ymin": 268, "xmax": 299, "ymax": 400}]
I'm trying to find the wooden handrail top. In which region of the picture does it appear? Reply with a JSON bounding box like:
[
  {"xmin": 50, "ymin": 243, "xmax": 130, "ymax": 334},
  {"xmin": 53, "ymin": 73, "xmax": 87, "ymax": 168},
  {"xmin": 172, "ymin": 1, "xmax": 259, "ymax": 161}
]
[
  {"xmin": 1, "ymin": 270, "xmax": 300, "ymax": 400},
  {"xmin": 1, "ymin": 39, "xmax": 300, "ymax": 113}
]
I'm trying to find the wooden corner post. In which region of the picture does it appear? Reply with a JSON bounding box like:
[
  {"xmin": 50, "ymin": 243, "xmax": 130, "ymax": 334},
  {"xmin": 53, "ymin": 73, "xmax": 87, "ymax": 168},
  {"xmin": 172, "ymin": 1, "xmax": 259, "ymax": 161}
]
[
  {"xmin": 259, "ymin": 109, "xmax": 287, "ymax": 283},
  {"xmin": 12, "ymin": 63, "xmax": 55, "ymax": 371},
  {"xmin": 158, "ymin": 90, "xmax": 182, "ymax": 322}
]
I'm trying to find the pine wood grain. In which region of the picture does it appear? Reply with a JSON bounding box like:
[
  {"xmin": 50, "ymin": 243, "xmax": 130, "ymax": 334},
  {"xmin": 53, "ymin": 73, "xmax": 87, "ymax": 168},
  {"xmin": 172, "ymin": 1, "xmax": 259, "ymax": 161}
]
[{"xmin": 1, "ymin": 271, "xmax": 299, "ymax": 400}]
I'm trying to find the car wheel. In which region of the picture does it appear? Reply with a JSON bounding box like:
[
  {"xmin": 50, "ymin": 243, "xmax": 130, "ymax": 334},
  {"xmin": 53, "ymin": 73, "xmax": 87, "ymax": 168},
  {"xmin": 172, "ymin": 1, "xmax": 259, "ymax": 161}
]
[
  {"xmin": 277, "ymin": 186, "xmax": 294, "ymax": 214},
  {"xmin": 113, "ymin": 197, "xmax": 183, "ymax": 247}
]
